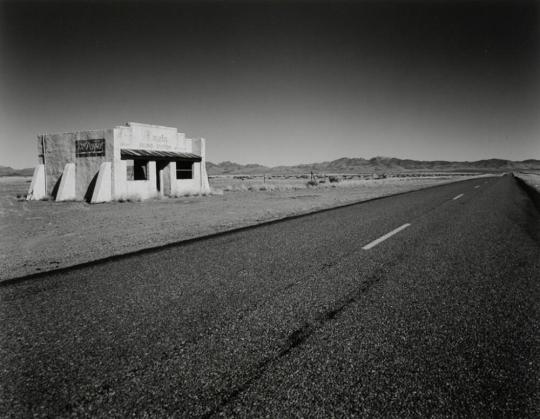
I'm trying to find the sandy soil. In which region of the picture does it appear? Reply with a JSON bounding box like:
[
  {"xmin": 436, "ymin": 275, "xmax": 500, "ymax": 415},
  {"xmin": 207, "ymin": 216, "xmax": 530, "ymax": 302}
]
[
  {"xmin": 516, "ymin": 172, "xmax": 540, "ymax": 193},
  {"xmin": 0, "ymin": 174, "xmax": 487, "ymax": 281}
]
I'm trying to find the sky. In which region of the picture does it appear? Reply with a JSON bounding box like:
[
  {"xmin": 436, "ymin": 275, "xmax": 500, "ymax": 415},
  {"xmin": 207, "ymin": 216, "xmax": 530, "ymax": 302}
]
[{"xmin": 0, "ymin": 0, "xmax": 539, "ymax": 168}]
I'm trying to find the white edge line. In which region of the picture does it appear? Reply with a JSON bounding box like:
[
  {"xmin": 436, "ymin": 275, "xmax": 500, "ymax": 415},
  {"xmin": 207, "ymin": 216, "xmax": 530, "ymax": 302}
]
[
  {"xmin": 362, "ymin": 223, "xmax": 411, "ymax": 250},
  {"xmin": 452, "ymin": 193, "xmax": 464, "ymax": 200}
]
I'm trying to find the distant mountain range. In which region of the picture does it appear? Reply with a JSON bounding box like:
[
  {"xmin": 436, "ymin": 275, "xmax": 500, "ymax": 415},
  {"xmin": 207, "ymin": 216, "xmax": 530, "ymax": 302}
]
[
  {"xmin": 0, "ymin": 166, "xmax": 34, "ymax": 177},
  {"xmin": 3, "ymin": 157, "xmax": 539, "ymax": 177},
  {"xmin": 206, "ymin": 157, "xmax": 540, "ymax": 175}
]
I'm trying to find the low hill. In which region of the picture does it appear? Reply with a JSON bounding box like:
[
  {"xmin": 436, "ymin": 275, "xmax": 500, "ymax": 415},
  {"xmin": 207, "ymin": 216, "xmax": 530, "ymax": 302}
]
[
  {"xmin": 205, "ymin": 161, "xmax": 270, "ymax": 175},
  {"xmin": 3, "ymin": 158, "xmax": 539, "ymax": 178},
  {"xmin": 206, "ymin": 157, "xmax": 540, "ymax": 175},
  {"xmin": 0, "ymin": 166, "xmax": 34, "ymax": 177}
]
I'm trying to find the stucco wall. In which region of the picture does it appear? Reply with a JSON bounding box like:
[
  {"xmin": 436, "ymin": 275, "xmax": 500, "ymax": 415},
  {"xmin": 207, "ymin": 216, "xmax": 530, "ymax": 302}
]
[
  {"xmin": 125, "ymin": 161, "xmax": 158, "ymax": 200},
  {"xmin": 115, "ymin": 122, "xmax": 190, "ymax": 152},
  {"xmin": 170, "ymin": 162, "xmax": 202, "ymax": 195},
  {"xmin": 38, "ymin": 129, "xmax": 113, "ymax": 200},
  {"xmin": 112, "ymin": 123, "xmax": 208, "ymax": 199}
]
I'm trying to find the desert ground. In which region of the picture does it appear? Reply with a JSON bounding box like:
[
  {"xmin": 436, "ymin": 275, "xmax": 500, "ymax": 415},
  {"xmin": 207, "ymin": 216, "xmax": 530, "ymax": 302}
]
[
  {"xmin": 1, "ymin": 173, "xmax": 493, "ymax": 281},
  {"xmin": 516, "ymin": 171, "xmax": 540, "ymax": 192}
]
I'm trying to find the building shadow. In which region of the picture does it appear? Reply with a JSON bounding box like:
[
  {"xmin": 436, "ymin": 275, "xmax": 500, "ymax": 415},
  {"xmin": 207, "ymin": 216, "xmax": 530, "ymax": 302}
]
[
  {"xmin": 51, "ymin": 175, "xmax": 62, "ymax": 200},
  {"xmin": 84, "ymin": 172, "xmax": 99, "ymax": 202}
]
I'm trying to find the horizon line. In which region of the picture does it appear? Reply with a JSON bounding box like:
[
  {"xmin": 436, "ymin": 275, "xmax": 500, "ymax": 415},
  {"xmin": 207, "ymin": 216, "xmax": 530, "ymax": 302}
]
[{"xmin": 4, "ymin": 155, "xmax": 540, "ymax": 171}]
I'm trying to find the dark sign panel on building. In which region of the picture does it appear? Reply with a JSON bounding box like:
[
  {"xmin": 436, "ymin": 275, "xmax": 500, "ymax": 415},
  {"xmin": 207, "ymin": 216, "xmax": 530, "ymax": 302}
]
[{"xmin": 76, "ymin": 139, "xmax": 105, "ymax": 157}]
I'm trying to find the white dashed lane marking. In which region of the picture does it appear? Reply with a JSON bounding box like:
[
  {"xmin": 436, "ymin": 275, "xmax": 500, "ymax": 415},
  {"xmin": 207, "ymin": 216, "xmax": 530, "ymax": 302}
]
[
  {"xmin": 362, "ymin": 223, "xmax": 411, "ymax": 250},
  {"xmin": 474, "ymin": 185, "xmax": 480, "ymax": 188},
  {"xmin": 363, "ymin": 188, "xmax": 474, "ymax": 251}
]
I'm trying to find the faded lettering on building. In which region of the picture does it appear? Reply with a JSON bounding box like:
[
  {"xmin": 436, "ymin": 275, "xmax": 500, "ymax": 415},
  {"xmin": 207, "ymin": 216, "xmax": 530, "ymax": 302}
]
[{"xmin": 76, "ymin": 139, "xmax": 106, "ymax": 157}]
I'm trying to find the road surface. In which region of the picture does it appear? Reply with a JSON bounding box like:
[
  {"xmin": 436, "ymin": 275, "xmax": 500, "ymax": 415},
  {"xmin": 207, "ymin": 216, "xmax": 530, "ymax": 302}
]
[{"xmin": 1, "ymin": 174, "xmax": 539, "ymax": 417}]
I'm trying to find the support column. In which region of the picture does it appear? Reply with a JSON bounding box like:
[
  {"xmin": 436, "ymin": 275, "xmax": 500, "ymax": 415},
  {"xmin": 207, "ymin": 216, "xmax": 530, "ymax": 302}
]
[
  {"xmin": 55, "ymin": 163, "xmax": 76, "ymax": 201},
  {"xmin": 27, "ymin": 164, "xmax": 46, "ymax": 200},
  {"xmin": 91, "ymin": 162, "xmax": 112, "ymax": 203},
  {"xmin": 199, "ymin": 138, "xmax": 211, "ymax": 193},
  {"xmin": 148, "ymin": 161, "xmax": 157, "ymax": 197}
]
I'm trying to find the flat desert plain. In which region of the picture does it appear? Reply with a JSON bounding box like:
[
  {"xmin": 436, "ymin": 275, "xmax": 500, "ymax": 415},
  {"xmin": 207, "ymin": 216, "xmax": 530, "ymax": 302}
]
[{"xmin": 0, "ymin": 173, "xmax": 492, "ymax": 281}]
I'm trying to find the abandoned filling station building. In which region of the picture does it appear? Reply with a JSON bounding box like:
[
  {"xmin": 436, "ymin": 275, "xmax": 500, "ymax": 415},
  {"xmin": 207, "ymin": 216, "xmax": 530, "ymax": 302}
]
[{"xmin": 27, "ymin": 122, "xmax": 211, "ymax": 203}]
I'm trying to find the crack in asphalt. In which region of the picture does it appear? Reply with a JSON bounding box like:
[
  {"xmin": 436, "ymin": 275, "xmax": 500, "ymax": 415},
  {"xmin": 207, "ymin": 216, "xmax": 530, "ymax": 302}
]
[
  {"xmin": 200, "ymin": 185, "xmax": 490, "ymax": 417},
  {"xmin": 199, "ymin": 189, "xmax": 474, "ymax": 417},
  {"xmin": 202, "ymin": 252, "xmax": 408, "ymax": 418},
  {"xmin": 240, "ymin": 190, "xmax": 460, "ymax": 319}
]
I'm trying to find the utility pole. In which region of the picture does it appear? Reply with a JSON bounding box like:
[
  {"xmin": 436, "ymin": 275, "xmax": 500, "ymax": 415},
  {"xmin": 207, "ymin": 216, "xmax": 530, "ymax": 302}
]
[{"xmin": 41, "ymin": 134, "xmax": 47, "ymax": 195}]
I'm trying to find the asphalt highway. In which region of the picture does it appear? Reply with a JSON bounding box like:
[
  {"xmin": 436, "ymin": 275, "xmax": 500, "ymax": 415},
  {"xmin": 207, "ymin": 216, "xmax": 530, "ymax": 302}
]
[{"xmin": 1, "ymin": 174, "xmax": 539, "ymax": 417}]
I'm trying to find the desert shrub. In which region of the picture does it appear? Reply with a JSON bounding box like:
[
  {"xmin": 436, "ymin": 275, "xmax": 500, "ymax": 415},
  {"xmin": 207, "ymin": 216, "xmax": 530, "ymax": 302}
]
[
  {"xmin": 210, "ymin": 188, "xmax": 224, "ymax": 195},
  {"xmin": 223, "ymin": 184, "xmax": 248, "ymax": 192},
  {"xmin": 117, "ymin": 194, "xmax": 142, "ymax": 202},
  {"xmin": 328, "ymin": 175, "xmax": 340, "ymax": 183},
  {"xmin": 259, "ymin": 184, "xmax": 280, "ymax": 192},
  {"xmin": 306, "ymin": 179, "xmax": 318, "ymax": 187},
  {"xmin": 126, "ymin": 194, "xmax": 142, "ymax": 202}
]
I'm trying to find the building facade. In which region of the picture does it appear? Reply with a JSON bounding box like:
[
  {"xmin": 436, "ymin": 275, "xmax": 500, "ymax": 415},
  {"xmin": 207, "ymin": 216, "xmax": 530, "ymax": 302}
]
[{"xmin": 27, "ymin": 122, "xmax": 211, "ymax": 202}]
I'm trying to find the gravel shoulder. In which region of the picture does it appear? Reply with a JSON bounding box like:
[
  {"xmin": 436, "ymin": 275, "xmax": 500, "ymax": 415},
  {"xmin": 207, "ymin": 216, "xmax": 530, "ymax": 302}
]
[
  {"xmin": 515, "ymin": 172, "xmax": 540, "ymax": 193},
  {"xmin": 0, "ymin": 175, "xmax": 489, "ymax": 281}
]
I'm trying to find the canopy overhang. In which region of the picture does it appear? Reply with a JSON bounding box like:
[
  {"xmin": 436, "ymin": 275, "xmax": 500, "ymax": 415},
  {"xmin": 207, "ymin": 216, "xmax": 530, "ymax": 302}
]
[{"xmin": 120, "ymin": 149, "xmax": 202, "ymax": 162}]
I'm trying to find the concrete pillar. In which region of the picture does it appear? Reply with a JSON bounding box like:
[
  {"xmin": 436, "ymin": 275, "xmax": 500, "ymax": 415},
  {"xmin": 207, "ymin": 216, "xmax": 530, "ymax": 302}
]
[
  {"xmin": 199, "ymin": 138, "xmax": 211, "ymax": 193},
  {"xmin": 91, "ymin": 162, "xmax": 112, "ymax": 203},
  {"xmin": 27, "ymin": 164, "xmax": 46, "ymax": 200},
  {"xmin": 162, "ymin": 162, "xmax": 174, "ymax": 196},
  {"xmin": 170, "ymin": 161, "xmax": 177, "ymax": 196},
  {"xmin": 55, "ymin": 163, "xmax": 76, "ymax": 201},
  {"xmin": 113, "ymin": 159, "xmax": 127, "ymax": 200},
  {"xmin": 148, "ymin": 161, "xmax": 157, "ymax": 197},
  {"xmin": 157, "ymin": 164, "xmax": 165, "ymax": 197}
]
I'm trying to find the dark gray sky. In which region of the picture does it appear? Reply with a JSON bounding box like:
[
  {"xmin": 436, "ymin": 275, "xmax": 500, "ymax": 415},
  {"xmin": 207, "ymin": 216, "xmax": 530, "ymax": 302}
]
[{"xmin": 1, "ymin": 0, "xmax": 539, "ymax": 168}]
